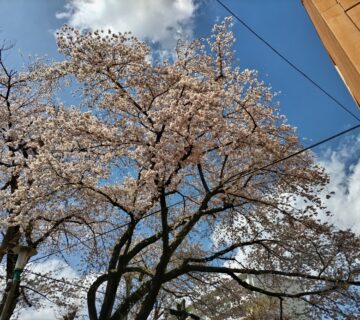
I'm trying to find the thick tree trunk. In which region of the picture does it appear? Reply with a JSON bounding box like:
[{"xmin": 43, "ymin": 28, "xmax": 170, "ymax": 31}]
[
  {"xmin": 98, "ymin": 273, "xmax": 122, "ymax": 320},
  {"xmin": 134, "ymin": 256, "xmax": 170, "ymax": 320}
]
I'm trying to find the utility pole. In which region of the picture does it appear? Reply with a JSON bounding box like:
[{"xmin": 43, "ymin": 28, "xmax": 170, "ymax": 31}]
[{"xmin": 0, "ymin": 246, "xmax": 36, "ymax": 320}]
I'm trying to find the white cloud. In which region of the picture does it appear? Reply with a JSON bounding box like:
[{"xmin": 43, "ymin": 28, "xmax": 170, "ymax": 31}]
[
  {"xmin": 319, "ymin": 134, "xmax": 360, "ymax": 233},
  {"xmin": 19, "ymin": 305, "xmax": 58, "ymax": 320},
  {"xmin": 56, "ymin": 0, "xmax": 197, "ymax": 48},
  {"xmin": 29, "ymin": 259, "xmax": 78, "ymax": 279}
]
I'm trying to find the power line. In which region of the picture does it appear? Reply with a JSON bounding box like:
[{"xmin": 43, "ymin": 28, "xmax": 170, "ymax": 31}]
[
  {"xmin": 26, "ymin": 270, "xmax": 90, "ymax": 292},
  {"xmin": 215, "ymin": 0, "xmax": 360, "ymax": 122},
  {"xmin": 226, "ymin": 123, "xmax": 360, "ymax": 184},
  {"xmin": 24, "ymin": 270, "xmax": 106, "ymax": 302},
  {"xmin": 29, "ymin": 199, "xmax": 185, "ymax": 264},
  {"xmin": 30, "ymin": 221, "xmax": 130, "ymax": 264}
]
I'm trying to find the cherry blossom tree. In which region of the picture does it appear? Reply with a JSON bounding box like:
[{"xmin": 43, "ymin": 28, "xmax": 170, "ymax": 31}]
[
  {"xmin": 0, "ymin": 44, "xmax": 108, "ymax": 319},
  {"xmin": 48, "ymin": 19, "xmax": 360, "ymax": 319},
  {"xmin": 1, "ymin": 18, "xmax": 360, "ymax": 320}
]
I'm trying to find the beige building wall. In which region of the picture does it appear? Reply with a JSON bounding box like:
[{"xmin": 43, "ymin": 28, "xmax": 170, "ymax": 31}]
[{"xmin": 302, "ymin": 0, "xmax": 360, "ymax": 107}]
